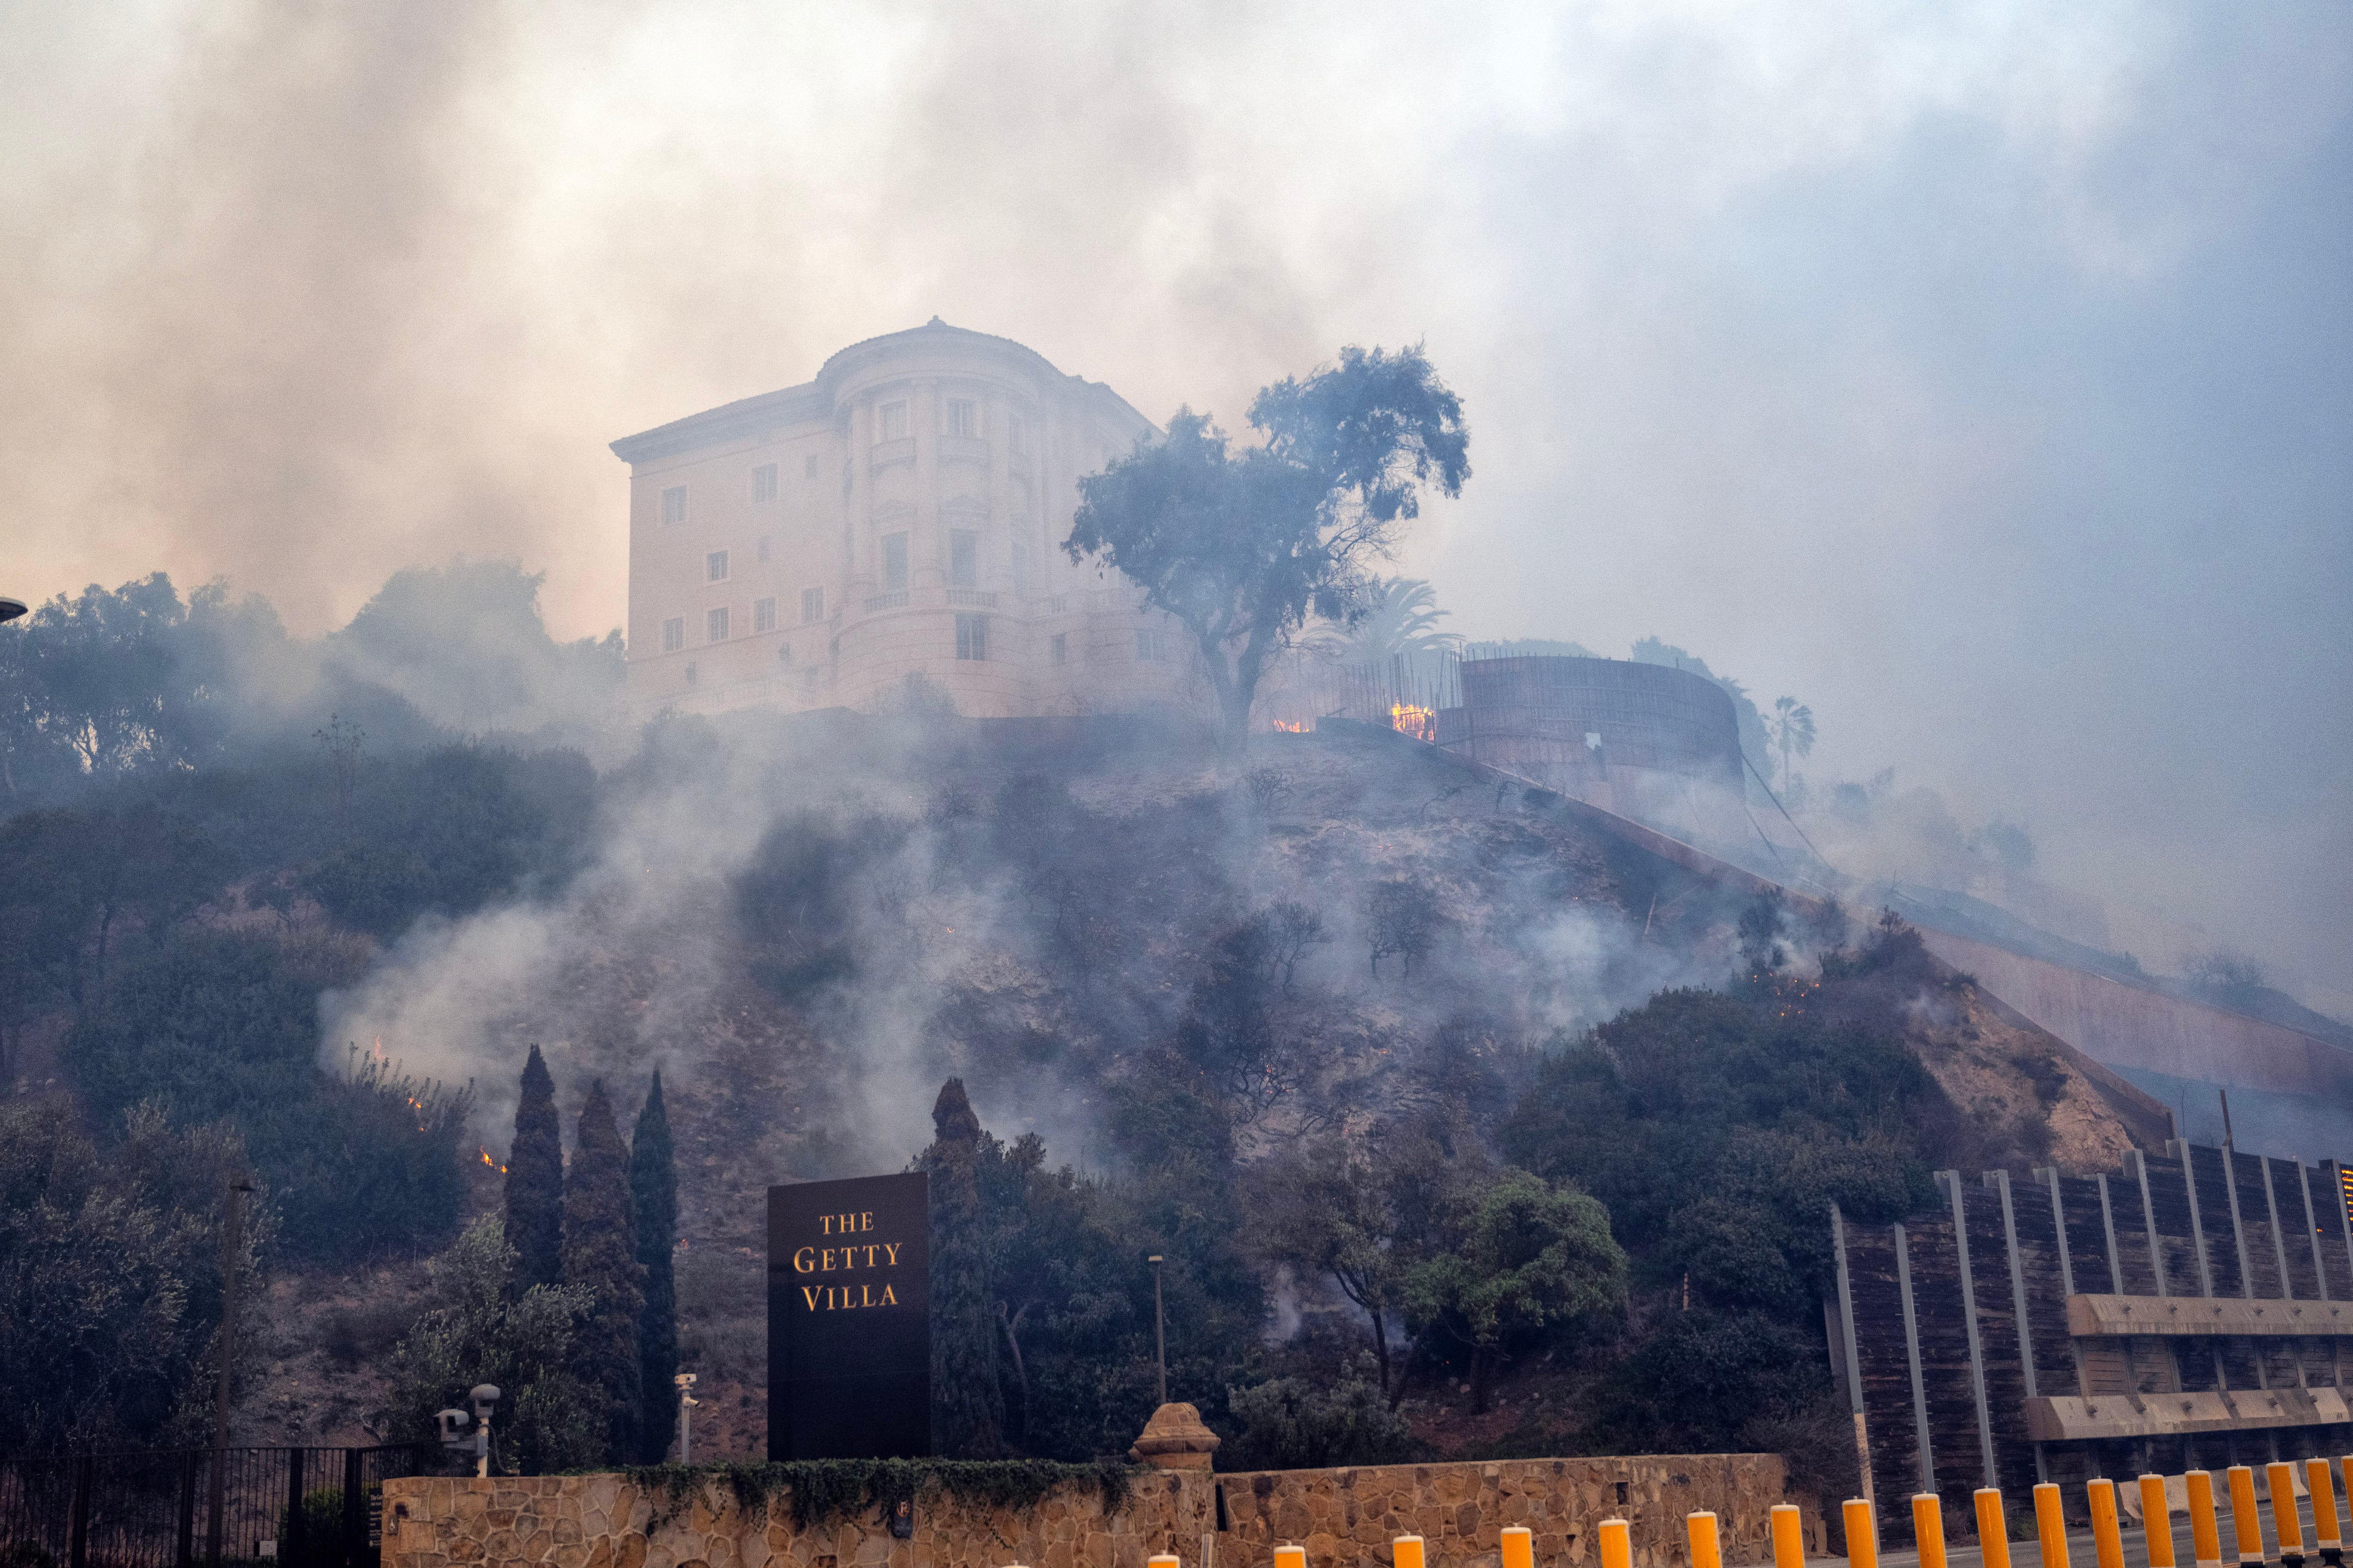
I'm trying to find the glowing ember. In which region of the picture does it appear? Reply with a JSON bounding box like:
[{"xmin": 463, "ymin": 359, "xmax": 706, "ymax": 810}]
[
  {"xmin": 1268, "ymin": 719, "xmax": 1308, "ymax": 733},
  {"xmin": 478, "ymin": 1146, "xmax": 508, "ymax": 1173}
]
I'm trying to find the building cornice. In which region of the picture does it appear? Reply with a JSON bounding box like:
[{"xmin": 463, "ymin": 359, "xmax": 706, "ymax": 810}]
[
  {"xmin": 608, "ymin": 383, "xmax": 829, "ymax": 466},
  {"xmin": 608, "ymin": 319, "xmax": 1158, "ymax": 468}
]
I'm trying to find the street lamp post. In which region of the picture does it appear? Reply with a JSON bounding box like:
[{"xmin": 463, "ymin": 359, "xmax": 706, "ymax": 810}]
[
  {"xmin": 206, "ymin": 1177, "xmax": 254, "ymax": 1568},
  {"xmin": 1147, "ymin": 1255, "xmax": 1167, "ymax": 1406},
  {"xmin": 675, "ymin": 1373, "xmax": 699, "ymax": 1464}
]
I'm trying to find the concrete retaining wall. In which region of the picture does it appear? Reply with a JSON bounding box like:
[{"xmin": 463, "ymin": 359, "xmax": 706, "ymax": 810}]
[{"xmin": 1915, "ymin": 928, "xmax": 2353, "ymax": 1101}]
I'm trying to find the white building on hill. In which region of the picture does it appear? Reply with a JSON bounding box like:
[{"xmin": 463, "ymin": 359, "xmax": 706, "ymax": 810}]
[{"xmin": 610, "ymin": 320, "xmax": 1199, "ymax": 720}]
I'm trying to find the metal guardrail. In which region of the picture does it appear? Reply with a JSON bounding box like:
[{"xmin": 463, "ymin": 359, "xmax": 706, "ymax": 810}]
[{"xmin": 0, "ymin": 1446, "xmax": 433, "ymax": 1568}]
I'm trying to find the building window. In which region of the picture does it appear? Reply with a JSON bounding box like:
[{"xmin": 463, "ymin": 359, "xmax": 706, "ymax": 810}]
[
  {"xmin": 707, "ymin": 549, "xmax": 729, "ymax": 583},
  {"xmin": 752, "ymin": 464, "xmax": 778, "ymax": 503},
  {"xmin": 801, "ymin": 586, "xmax": 824, "ymax": 623},
  {"xmin": 955, "ymin": 613, "xmax": 988, "ymax": 662},
  {"xmin": 707, "ymin": 606, "xmax": 729, "ymax": 642},
  {"xmin": 1008, "ymin": 415, "xmax": 1026, "ymax": 456},
  {"xmin": 881, "ymin": 532, "xmax": 909, "ymax": 591},
  {"xmin": 878, "ymin": 401, "xmax": 908, "ymax": 441},
  {"xmin": 1137, "ymin": 627, "xmax": 1177, "ymax": 662},
  {"xmin": 1011, "ymin": 542, "xmax": 1029, "ymax": 595},
  {"xmin": 685, "ymin": 661, "xmax": 697, "ymax": 684},
  {"xmin": 757, "ymin": 535, "xmax": 771, "ymax": 563},
  {"xmin": 1050, "ymin": 632, "xmax": 1067, "ymax": 667},
  {"xmin": 661, "ymin": 485, "xmax": 687, "ymax": 526},
  {"xmin": 754, "ymin": 597, "xmax": 776, "ymax": 633},
  {"xmin": 778, "ymin": 641, "xmax": 792, "ymax": 664},
  {"xmin": 949, "ymin": 528, "xmax": 978, "ymax": 587},
  {"xmin": 804, "ymin": 453, "xmax": 820, "ymax": 480},
  {"xmin": 945, "ymin": 398, "xmax": 976, "ymax": 437},
  {"xmin": 662, "ymin": 616, "xmax": 685, "ymax": 653}
]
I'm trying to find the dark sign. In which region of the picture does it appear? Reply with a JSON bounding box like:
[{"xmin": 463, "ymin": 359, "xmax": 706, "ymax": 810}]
[{"xmin": 768, "ymin": 1171, "xmax": 931, "ymax": 1458}]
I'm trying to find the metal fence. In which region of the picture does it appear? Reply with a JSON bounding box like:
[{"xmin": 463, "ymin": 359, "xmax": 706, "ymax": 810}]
[{"xmin": 0, "ymin": 1446, "xmax": 435, "ymax": 1568}]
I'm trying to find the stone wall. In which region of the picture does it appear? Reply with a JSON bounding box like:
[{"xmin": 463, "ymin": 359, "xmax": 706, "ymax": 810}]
[
  {"xmin": 379, "ymin": 1455, "xmax": 1790, "ymax": 1568},
  {"xmin": 1214, "ymin": 1455, "xmax": 1792, "ymax": 1568},
  {"xmin": 379, "ymin": 1471, "xmax": 1212, "ymax": 1568}
]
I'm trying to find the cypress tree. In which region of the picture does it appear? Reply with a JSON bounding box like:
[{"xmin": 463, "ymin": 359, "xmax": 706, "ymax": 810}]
[
  {"xmin": 562, "ymin": 1080, "xmax": 644, "ymax": 1464},
  {"xmin": 628, "ymin": 1071, "xmax": 680, "ymax": 1464},
  {"xmin": 503, "ymin": 1044, "xmax": 564, "ymax": 1293},
  {"xmin": 921, "ymin": 1077, "xmax": 1002, "ymax": 1457}
]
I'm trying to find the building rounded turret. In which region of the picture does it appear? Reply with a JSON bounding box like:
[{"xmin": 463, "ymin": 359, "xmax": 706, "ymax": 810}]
[{"xmin": 611, "ymin": 320, "xmax": 1194, "ymax": 719}]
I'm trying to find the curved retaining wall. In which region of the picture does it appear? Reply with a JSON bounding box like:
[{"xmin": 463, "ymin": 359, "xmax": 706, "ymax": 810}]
[{"xmin": 1435, "ymin": 659, "xmax": 1743, "ymax": 797}]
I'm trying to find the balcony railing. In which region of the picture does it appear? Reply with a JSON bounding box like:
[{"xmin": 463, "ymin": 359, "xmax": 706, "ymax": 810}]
[
  {"xmin": 864, "ymin": 590, "xmax": 909, "ymax": 611},
  {"xmin": 869, "ymin": 437, "xmax": 915, "ymax": 473},
  {"xmin": 945, "ymin": 589, "xmax": 997, "ymax": 608},
  {"xmin": 939, "ymin": 434, "xmax": 990, "ymax": 467}
]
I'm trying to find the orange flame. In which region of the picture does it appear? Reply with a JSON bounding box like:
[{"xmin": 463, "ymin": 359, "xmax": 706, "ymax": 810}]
[
  {"xmin": 1390, "ymin": 703, "xmax": 1436, "ymax": 743},
  {"xmin": 1268, "ymin": 719, "xmax": 1308, "ymax": 733},
  {"xmin": 479, "ymin": 1146, "xmax": 508, "ymax": 1173}
]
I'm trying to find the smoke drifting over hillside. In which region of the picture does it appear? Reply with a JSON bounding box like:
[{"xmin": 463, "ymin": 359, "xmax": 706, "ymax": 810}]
[
  {"xmin": 317, "ymin": 715, "xmax": 1745, "ymax": 1172},
  {"xmin": 3, "ymin": 1, "xmax": 2347, "ymax": 996}
]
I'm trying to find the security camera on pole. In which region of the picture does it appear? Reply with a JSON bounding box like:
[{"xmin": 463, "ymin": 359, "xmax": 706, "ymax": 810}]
[{"xmin": 435, "ymin": 1384, "xmax": 502, "ymax": 1477}]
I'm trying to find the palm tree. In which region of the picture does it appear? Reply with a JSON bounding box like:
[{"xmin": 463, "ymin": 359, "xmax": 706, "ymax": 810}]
[
  {"xmin": 1767, "ymin": 696, "xmax": 1816, "ymax": 794},
  {"xmin": 1312, "ymin": 577, "xmax": 1460, "ymax": 664}
]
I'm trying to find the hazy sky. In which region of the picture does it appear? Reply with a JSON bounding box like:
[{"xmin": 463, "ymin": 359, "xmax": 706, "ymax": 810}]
[{"xmin": 5, "ymin": 1, "xmax": 2348, "ymax": 996}]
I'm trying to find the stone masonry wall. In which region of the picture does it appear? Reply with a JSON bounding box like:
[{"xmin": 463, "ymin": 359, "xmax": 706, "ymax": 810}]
[
  {"xmin": 380, "ymin": 1472, "xmax": 1212, "ymax": 1568},
  {"xmin": 1215, "ymin": 1455, "xmax": 1792, "ymax": 1568},
  {"xmin": 380, "ymin": 1455, "xmax": 1789, "ymax": 1568}
]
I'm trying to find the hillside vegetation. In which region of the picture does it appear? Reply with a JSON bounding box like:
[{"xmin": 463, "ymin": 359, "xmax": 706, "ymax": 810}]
[{"xmin": 0, "ymin": 566, "xmax": 2153, "ymax": 1493}]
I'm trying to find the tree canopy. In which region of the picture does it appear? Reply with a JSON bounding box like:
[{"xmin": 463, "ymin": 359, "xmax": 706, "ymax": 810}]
[
  {"xmin": 1065, "ymin": 344, "xmax": 1468, "ymax": 743},
  {"xmin": 0, "ymin": 1101, "xmax": 265, "ymax": 1453}
]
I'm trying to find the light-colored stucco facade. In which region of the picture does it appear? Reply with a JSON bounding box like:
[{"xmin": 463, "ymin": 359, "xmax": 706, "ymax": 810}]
[{"xmin": 611, "ymin": 320, "xmax": 1197, "ymax": 720}]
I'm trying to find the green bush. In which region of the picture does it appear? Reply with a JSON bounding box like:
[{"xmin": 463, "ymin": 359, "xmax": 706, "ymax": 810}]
[
  {"xmin": 1498, "ymin": 984, "xmax": 1959, "ymax": 1456},
  {"xmin": 304, "ymin": 745, "xmax": 595, "ymax": 938},
  {"xmin": 619, "ymin": 1459, "xmax": 1136, "ymax": 1531},
  {"xmin": 0, "ymin": 1102, "xmax": 261, "ymax": 1453},
  {"xmin": 1223, "ymin": 1359, "xmax": 1421, "ymax": 1470},
  {"xmin": 66, "ymin": 928, "xmax": 470, "ymax": 1264}
]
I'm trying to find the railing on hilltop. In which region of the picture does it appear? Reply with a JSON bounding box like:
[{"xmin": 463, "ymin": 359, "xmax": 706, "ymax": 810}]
[
  {"xmin": 1257, "ymin": 649, "xmax": 1462, "ymax": 738},
  {"xmin": 0, "ymin": 1445, "xmax": 433, "ymax": 1568}
]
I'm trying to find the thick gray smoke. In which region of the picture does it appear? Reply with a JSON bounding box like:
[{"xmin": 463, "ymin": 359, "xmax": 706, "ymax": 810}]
[
  {"xmin": 5, "ymin": 1, "xmax": 2346, "ymax": 1002},
  {"xmin": 315, "ymin": 711, "xmax": 1751, "ymax": 1185}
]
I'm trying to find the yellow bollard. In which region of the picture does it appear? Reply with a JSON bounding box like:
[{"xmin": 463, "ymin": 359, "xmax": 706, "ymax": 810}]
[
  {"xmin": 1845, "ymin": 1499, "xmax": 1879, "ymax": 1568},
  {"xmin": 2191, "ymin": 1472, "xmax": 2225, "ymax": 1568},
  {"xmin": 2229, "ymin": 1466, "xmax": 2266, "ymax": 1565},
  {"xmin": 1914, "ymin": 1495, "xmax": 1948, "ymax": 1568},
  {"xmin": 1690, "ymin": 1512, "xmax": 1723, "ymax": 1568},
  {"xmin": 1979, "ymin": 1489, "xmax": 2014, "ymax": 1568},
  {"xmin": 1277, "ymin": 1551, "xmax": 1307, "ymax": 1568},
  {"xmin": 2090, "ymin": 1480, "xmax": 2125, "ymax": 1568},
  {"xmin": 2145, "ymin": 1474, "xmax": 2179, "ymax": 1568},
  {"xmin": 2312, "ymin": 1459, "xmax": 2343, "ymax": 1555},
  {"xmin": 1771, "ymin": 1502, "xmax": 1806, "ymax": 1568},
  {"xmin": 1502, "ymin": 1527, "xmax": 1535, "ymax": 1568},
  {"xmin": 2270, "ymin": 1462, "xmax": 2305, "ymax": 1560},
  {"xmin": 1599, "ymin": 1519, "xmax": 1631, "ymax": 1568},
  {"xmin": 1395, "ymin": 1538, "xmax": 1428, "ymax": 1568},
  {"xmin": 2035, "ymin": 1482, "xmax": 2071, "ymax": 1568}
]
